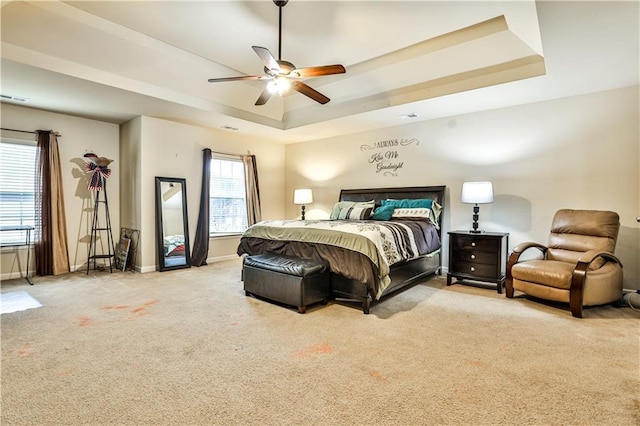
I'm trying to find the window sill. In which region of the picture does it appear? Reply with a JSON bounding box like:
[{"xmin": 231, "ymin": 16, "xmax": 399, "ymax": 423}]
[{"xmin": 210, "ymin": 233, "xmax": 243, "ymax": 240}]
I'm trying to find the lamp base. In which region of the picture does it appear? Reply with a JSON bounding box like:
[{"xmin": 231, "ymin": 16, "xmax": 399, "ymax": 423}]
[{"xmin": 470, "ymin": 204, "xmax": 481, "ymax": 233}]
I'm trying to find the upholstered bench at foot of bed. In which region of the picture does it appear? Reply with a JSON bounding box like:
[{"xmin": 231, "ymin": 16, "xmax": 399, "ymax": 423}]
[{"xmin": 243, "ymin": 253, "xmax": 330, "ymax": 313}]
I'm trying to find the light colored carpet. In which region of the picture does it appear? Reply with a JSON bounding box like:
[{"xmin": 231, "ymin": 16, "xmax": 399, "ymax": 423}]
[{"xmin": 1, "ymin": 258, "xmax": 639, "ymax": 425}]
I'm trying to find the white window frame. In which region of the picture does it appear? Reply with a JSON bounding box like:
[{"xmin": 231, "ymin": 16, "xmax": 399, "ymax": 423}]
[
  {"xmin": 0, "ymin": 139, "xmax": 38, "ymax": 246},
  {"xmin": 209, "ymin": 154, "xmax": 248, "ymax": 237}
]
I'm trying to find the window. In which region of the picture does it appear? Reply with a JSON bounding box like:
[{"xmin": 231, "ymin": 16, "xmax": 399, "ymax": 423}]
[
  {"xmin": 209, "ymin": 156, "xmax": 248, "ymax": 235},
  {"xmin": 0, "ymin": 141, "xmax": 38, "ymax": 245}
]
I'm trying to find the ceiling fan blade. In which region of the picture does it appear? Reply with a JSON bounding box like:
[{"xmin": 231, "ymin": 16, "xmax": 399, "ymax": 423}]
[
  {"xmin": 255, "ymin": 88, "xmax": 272, "ymax": 106},
  {"xmin": 252, "ymin": 46, "xmax": 280, "ymax": 73},
  {"xmin": 208, "ymin": 75, "xmax": 270, "ymax": 83},
  {"xmin": 291, "ymin": 81, "xmax": 330, "ymax": 104},
  {"xmin": 290, "ymin": 64, "xmax": 346, "ymax": 78}
]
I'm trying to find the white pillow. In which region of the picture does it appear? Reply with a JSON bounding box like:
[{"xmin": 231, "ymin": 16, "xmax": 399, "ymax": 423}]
[
  {"xmin": 390, "ymin": 201, "xmax": 443, "ymax": 229},
  {"xmin": 391, "ymin": 207, "xmax": 430, "ymax": 219}
]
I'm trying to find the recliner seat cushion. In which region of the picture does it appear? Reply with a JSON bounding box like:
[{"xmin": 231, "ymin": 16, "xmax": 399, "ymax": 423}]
[{"xmin": 511, "ymin": 260, "xmax": 574, "ymax": 289}]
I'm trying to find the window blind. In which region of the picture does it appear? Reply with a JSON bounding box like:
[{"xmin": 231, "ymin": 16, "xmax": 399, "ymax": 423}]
[{"xmin": 0, "ymin": 141, "xmax": 38, "ymax": 245}]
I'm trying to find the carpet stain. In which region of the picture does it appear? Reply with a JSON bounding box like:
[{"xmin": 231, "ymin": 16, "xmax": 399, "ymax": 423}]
[
  {"xmin": 291, "ymin": 342, "xmax": 334, "ymax": 359},
  {"xmin": 102, "ymin": 305, "xmax": 131, "ymax": 310},
  {"xmin": 17, "ymin": 342, "xmax": 35, "ymax": 358},
  {"xmin": 1, "ymin": 343, "xmax": 37, "ymax": 362},
  {"xmin": 82, "ymin": 301, "xmax": 161, "ymax": 325},
  {"xmin": 77, "ymin": 316, "xmax": 91, "ymax": 327},
  {"xmin": 56, "ymin": 369, "xmax": 75, "ymax": 377},
  {"xmin": 129, "ymin": 300, "xmax": 160, "ymax": 317},
  {"xmin": 225, "ymin": 311, "xmax": 247, "ymax": 326},
  {"xmin": 368, "ymin": 370, "xmax": 390, "ymax": 383},
  {"xmin": 465, "ymin": 359, "xmax": 484, "ymax": 367}
]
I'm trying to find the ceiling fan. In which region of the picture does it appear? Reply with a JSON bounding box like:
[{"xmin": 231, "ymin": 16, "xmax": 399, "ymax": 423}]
[{"xmin": 207, "ymin": 0, "xmax": 345, "ymax": 106}]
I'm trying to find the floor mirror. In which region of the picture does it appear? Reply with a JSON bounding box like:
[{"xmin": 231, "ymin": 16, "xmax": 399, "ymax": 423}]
[{"xmin": 155, "ymin": 176, "xmax": 191, "ymax": 271}]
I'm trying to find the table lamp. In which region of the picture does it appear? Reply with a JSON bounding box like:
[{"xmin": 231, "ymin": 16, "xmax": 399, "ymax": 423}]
[
  {"xmin": 461, "ymin": 181, "xmax": 494, "ymax": 233},
  {"xmin": 293, "ymin": 189, "xmax": 313, "ymax": 220}
]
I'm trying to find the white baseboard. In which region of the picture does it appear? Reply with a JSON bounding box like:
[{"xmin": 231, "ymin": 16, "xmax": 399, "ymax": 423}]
[
  {"xmin": 207, "ymin": 255, "xmax": 240, "ymax": 264},
  {"xmin": 0, "ymin": 271, "xmax": 29, "ymax": 282}
]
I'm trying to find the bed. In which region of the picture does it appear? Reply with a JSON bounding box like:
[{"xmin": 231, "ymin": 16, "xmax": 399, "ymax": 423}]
[{"xmin": 237, "ymin": 186, "xmax": 445, "ymax": 313}]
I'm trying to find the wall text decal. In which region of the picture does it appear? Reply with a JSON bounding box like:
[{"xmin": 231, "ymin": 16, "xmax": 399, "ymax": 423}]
[{"xmin": 360, "ymin": 138, "xmax": 419, "ymax": 177}]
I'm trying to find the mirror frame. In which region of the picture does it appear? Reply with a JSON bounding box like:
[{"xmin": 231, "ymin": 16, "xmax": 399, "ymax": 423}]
[{"xmin": 155, "ymin": 176, "xmax": 191, "ymax": 271}]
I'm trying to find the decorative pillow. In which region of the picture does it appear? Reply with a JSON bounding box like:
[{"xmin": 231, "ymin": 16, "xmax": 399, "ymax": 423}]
[
  {"xmin": 390, "ymin": 201, "xmax": 443, "ymax": 229},
  {"xmin": 382, "ymin": 198, "xmax": 433, "ymax": 210},
  {"xmin": 330, "ymin": 200, "xmax": 375, "ymax": 219},
  {"xmin": 371, "ymin": 205, "xmax": 395, "ymax": 221},
  {"xmin": 391, "ymin": 207, "xmax": 430, "ymax": 219},
  {"xmin": 337, "ymin": 206, "xmax": 373, "ymax": 220},
  {"xmin": 430, "ymin": 201, "xmax": 443, "ymax": 223}
]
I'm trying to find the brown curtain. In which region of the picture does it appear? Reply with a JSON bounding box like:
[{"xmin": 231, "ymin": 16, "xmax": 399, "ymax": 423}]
[
  {"xmin": 35, "ymin": 130, "xmax": 70, "ymax": 276},
  {"xmin": 242, "ymin": 154, "xmax": 261, "ymax": 226},
  {"xmin": 190, "ymin": 148, "xmax": 212, "ymax": 266}
]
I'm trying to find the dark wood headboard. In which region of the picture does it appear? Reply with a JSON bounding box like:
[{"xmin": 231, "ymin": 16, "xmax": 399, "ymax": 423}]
[{"xmin": 339, "ymin": 185, "xmax": 446, "ymax": 232}]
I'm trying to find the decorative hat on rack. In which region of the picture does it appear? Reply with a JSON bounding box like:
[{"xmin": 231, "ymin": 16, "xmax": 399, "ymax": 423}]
[{"xmin": 84, "ymin": 152, "xmax": 113, "ymax": 191}]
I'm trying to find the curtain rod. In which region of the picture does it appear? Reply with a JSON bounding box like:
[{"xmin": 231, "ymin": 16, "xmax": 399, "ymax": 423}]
[
  {"xmin": 209, "ymin": 149, "xmax": 250, "ymax": 158},
  {"xmin": 1, "ymin": 127, "xmax": 62, "ymax": 137}
]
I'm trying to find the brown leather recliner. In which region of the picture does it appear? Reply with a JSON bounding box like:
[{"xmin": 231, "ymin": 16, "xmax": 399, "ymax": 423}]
[{"xmin": 505, "ymin": 209, "xmax": 623, "ymax": 318}]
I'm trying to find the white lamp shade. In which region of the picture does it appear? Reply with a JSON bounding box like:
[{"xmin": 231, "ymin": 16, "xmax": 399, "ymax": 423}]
[
  {"xmin": 461, "ymin": 181, "xmax": 494, "ymax": 204},
  {"xmin": 293, "ymin": 188, "xmax": 313, "ymax": 205}
]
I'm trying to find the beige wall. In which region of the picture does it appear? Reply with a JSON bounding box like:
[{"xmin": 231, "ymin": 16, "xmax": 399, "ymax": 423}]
[
  {"xmin": 1, "ymin": 103, "xmax": 120, "ymax": 279},
  {"xmin": 285, "ymin": 86, "xmax": 640, "ymax": 290},
  {"xmin": 120, "ymin": 116, "xmax": 286, "ymax": 272},
  {"xmin": 119, "ymin": 116, "xmax": 142, "ymax": 268}
]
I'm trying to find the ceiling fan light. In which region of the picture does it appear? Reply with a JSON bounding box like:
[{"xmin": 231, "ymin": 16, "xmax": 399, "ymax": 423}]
[
  {"xmin": 276, "ymin": 77, "xmax": 291, "ymax": 94},
  {"xmin": 267, "ymin": 80, "xmax": 279, "ymax": 94},
  {"xmin": 267, "ymin": 77, "xmax": 291, "ymax": 96}
]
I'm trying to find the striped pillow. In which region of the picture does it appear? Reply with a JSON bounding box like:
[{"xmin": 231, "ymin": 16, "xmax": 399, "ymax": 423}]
[
  {"xmin": 338, "ymin": 206, "xmax": 373, "ymax": 220},
  {"xmin": 330, "ymin": 200, "xmax": 375, "ymax": 219}
]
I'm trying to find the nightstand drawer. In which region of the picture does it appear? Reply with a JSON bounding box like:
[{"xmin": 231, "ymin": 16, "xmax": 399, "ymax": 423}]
[
  {"xmin": 451, "ymin": 235, "xmax": 499, "ymax": 252},
  {"xmin": 452, "ymin": 250, "xmax": 496, "ymax": 265},
  {"xmin": 451, "ymin": 260, "xmax": 497, "ymax": 279}
]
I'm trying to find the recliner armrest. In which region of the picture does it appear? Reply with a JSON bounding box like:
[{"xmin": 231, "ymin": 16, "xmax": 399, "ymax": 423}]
[
  {"xmin": 577, "ymin": 250, "xmax": 623, "ymax": 269},
  {"xmin": 570, "ymin": 250, "xmax": 623, "ymax": 318},
  {"xmin": 512, "ymin": 241, "xmax": 548, "ymax": 254},
  {"xmin": 506, "ymin": 242, "xmax": 548, "ymax": 298}
]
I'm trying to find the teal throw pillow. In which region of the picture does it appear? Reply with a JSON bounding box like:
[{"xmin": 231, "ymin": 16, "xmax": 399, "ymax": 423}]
[
  {"xmin": 382, "ymin": 198, "xmax": 433, "ymax": 209},
  {"xmin": 372, "ymin": 205, "xmax": 395, "ymax": 221}
]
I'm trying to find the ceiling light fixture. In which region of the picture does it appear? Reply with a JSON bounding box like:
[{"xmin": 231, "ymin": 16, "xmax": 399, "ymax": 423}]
[
  {"xmin": 267, "ymin": 77, "xmax": 291, "ymax": 95},
  {"xmin": 207, "ymin": 0, "xmax": 345, "ymax": 106}
]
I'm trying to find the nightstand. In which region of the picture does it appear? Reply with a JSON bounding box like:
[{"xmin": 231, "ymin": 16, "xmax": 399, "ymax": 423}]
[{"xmin": 447, "ymin": 231, "xmax": 509, "ymax": 293}]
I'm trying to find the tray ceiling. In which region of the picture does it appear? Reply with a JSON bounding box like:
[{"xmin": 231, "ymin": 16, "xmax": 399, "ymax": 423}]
[{"xmin": 1, "ymin": 1, "xmax": 638, "ymax": 144}]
